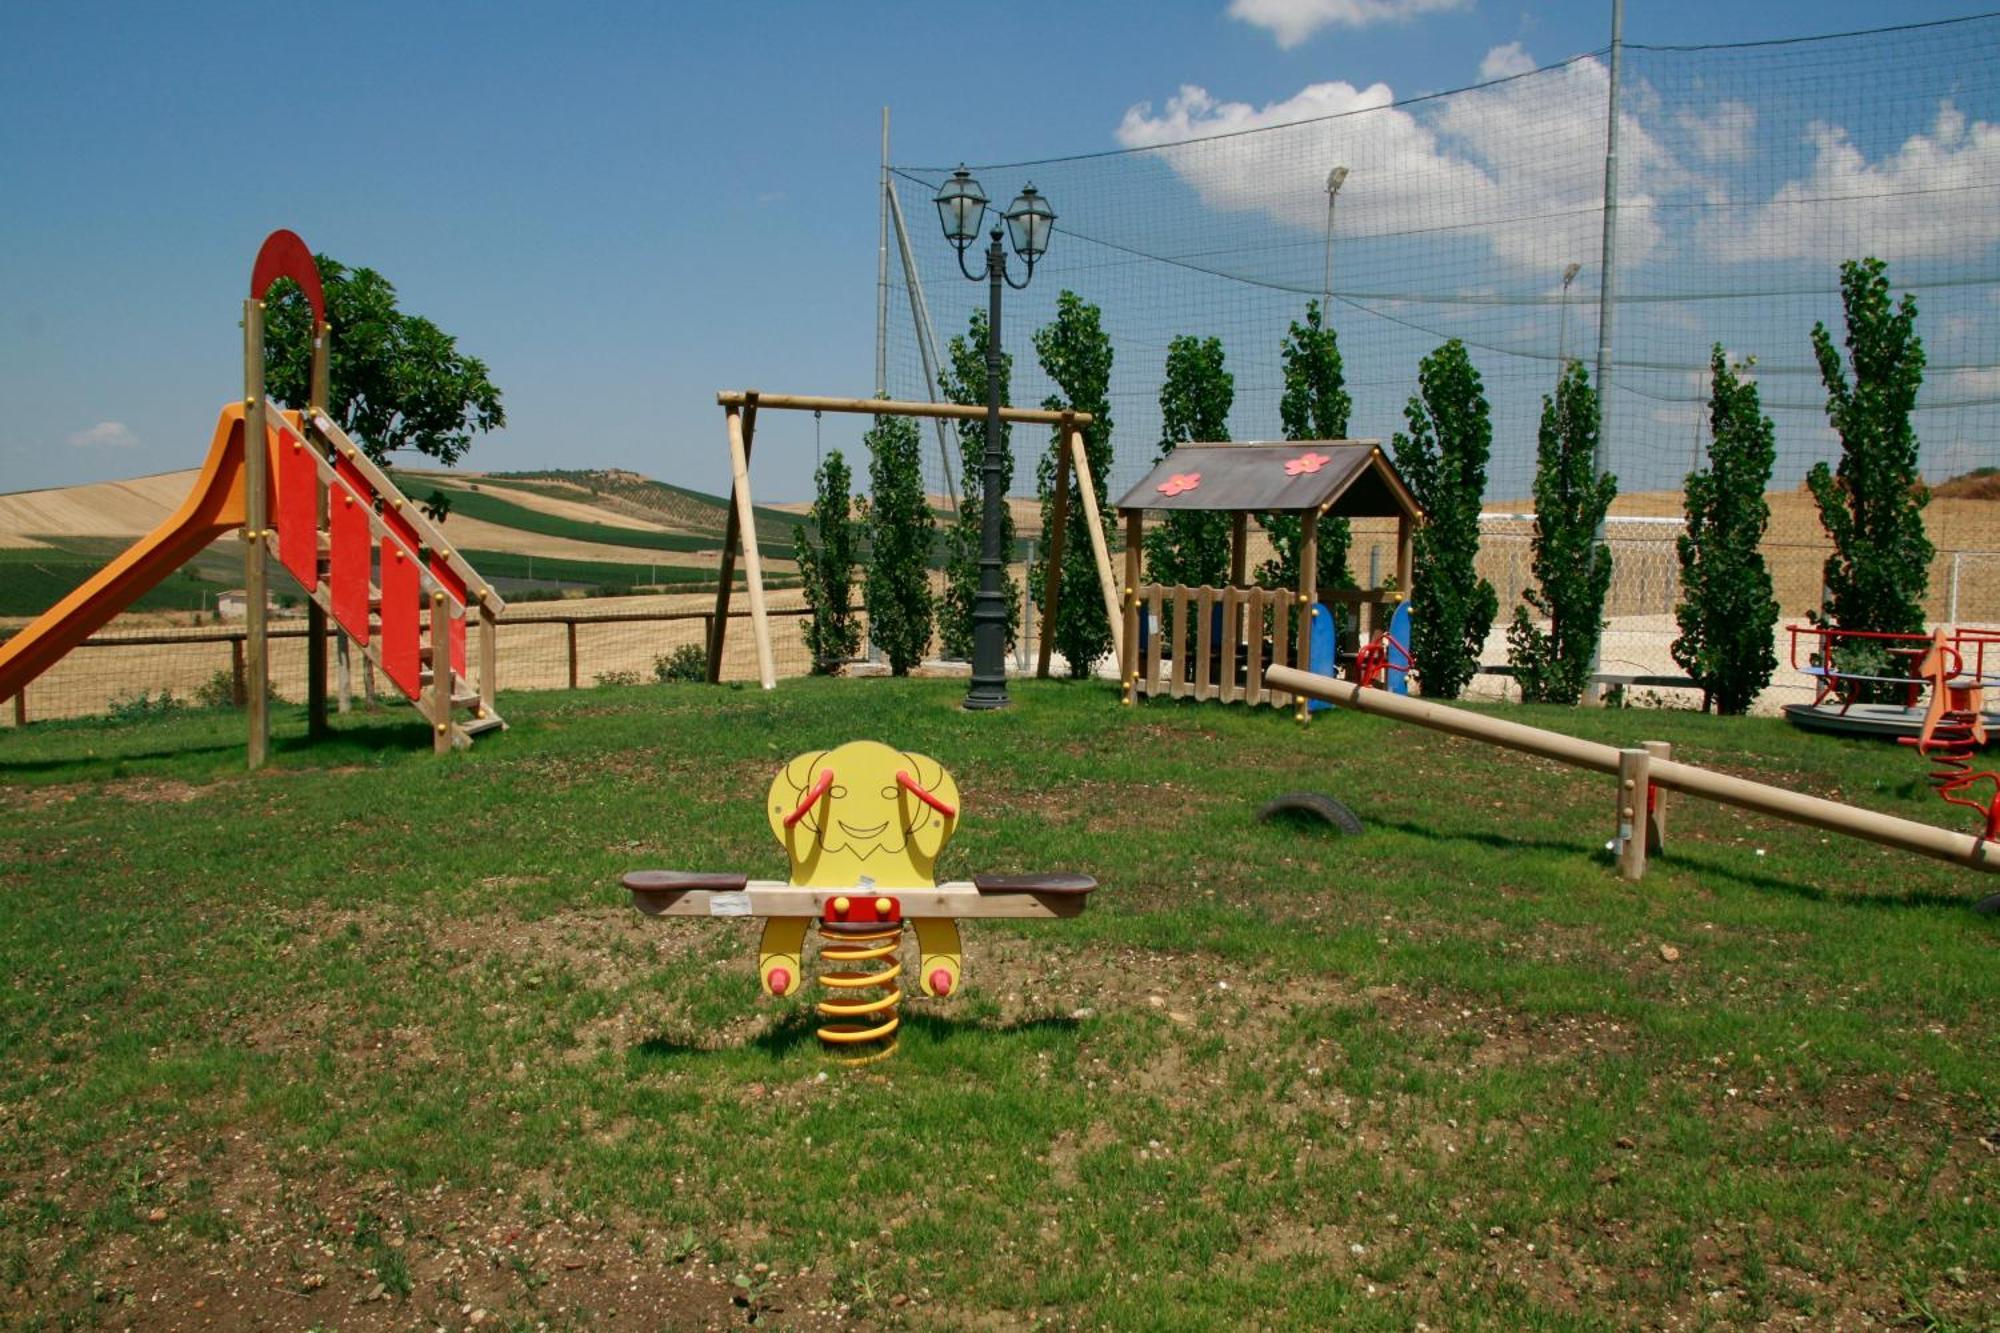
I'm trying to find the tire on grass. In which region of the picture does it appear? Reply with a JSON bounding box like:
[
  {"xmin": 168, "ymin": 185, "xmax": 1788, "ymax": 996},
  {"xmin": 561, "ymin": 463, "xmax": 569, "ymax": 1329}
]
[{"xmin": 1256, "ymin": 791, "xmax": 1364, "ymax": 836}]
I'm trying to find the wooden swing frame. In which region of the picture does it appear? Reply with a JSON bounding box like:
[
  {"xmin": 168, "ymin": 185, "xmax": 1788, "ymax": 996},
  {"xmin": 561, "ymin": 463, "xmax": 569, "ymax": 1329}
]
[{"xmin": 707, "ymin": 391, "xmax": 1118, "ymax": 688}]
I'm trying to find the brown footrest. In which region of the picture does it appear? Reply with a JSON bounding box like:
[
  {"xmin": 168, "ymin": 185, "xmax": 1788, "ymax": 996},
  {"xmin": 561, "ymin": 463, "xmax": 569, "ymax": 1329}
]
[
  {"xmin": 623, "ymin": 870, "xmax": 750, "ymax": 893},
  {"xmin": 972, "ymin": 873, "xmax": 1097, "ymax": 897}
]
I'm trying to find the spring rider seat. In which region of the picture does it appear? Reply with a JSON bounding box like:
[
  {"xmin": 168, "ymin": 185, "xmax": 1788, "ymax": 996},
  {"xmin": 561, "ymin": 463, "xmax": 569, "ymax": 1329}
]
[{"xmin": 623, "ymin": 740, "xmax": 1097, "ymax": 1057}]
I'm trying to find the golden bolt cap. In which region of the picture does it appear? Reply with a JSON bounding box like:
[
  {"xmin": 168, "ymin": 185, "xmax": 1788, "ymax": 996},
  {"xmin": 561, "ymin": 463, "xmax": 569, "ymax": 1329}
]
[{"xmin": 874, "ymin": 897, "xmax": 892, "ymax": 915}]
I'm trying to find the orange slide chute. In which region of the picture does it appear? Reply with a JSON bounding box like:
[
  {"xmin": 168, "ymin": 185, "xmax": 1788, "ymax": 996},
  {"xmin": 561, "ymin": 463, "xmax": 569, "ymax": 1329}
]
[{"xmin": 0, "ymin": 404, "xmax": 282, "ymax": 702}]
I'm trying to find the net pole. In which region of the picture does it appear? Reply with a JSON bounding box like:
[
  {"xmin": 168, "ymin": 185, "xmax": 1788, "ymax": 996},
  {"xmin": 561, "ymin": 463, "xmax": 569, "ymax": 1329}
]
[
  {"xmin": 875, "ymin": 107, "xmax": 890, "ymax": 398},
  {"xmin": 1588, "ymin": 0, "xmax": 1625, "ymax": 690},
  {"xmin": 887, "ymin": 179, "xmax": 961, "ymax": 515}
]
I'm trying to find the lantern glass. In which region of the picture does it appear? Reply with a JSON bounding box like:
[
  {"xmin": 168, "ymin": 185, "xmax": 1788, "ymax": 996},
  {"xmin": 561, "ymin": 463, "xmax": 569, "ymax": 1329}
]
[
  {"xmin": 1004, "ymin": 184, "xmax": 1055, "ymax": 261},
  {"xmin": 934, "ymin": 167, "xmax": 988, "ymax": 247}
]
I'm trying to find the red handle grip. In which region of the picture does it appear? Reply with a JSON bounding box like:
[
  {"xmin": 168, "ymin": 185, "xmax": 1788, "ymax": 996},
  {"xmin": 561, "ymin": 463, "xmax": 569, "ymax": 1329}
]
[
  {"xmin": 784, "ymin": 769, "xmax": 834, "ymax": 829},
  {"xmin": 897, "ymin": 770, "xmax": 957, "ymax": 819}
]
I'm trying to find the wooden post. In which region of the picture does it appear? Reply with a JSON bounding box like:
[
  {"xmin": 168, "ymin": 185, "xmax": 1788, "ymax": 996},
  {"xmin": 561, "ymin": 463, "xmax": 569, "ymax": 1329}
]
[
  {"xmin": 430, "ymin": 591, "xmax": 453, "ymax": 754},
  {"xmin": 1395, "ymin": 513, "xmax": 1414, "ymax": 596},
  {"xmin": 707, "ymin": 394, "xmax": 760, "ymax": 683},
  {"xmin": 566, "ymin": 621, "xmax": 579, "ymax": 689},
  {"xmin": 1067, "ymin": 424, "xmax": 1123, "ymax": 667},
  {"xmin": 1616, "ymin": 747, "xmax": 1651, "ymax": 880},
  {"xmin": 306, "ymin": 317, "xmax": 331, "ymax": 739},
  {"xmin": 1245, "ymin": 588, "xmax": 1265, "ymax": 706},
  {"xmin": 1295, "ymin": 510, "xmax": 1319, "ymax": 724},
  {"xmin": 335, "ymin": 630, "xmax": 353, "ymax": 714},
  {"xmin": 725, "ymin": 403, "xmax": 776, "ymax": 690},
  {"xmin": 1229, "ymin": 512, "xmax": 1248, "ymax": 589},
  {"xmin": 243, "ymin": 297, "xmax": 269, "ymax": 769},
  {"xmin": 1121, "ymin": 510, "xmax": 1142, "ymax": 706},
  {"xmin": 362, "ymin": 653, "xmax": 378, "ymax": 708},
  {"xmin": 12, "ymin": 689, "xmax": 24, "ymax": 727},
  {"xmin": 230, "ymin": 637, "xmax": 247, "ymax": 707},
  {"xmin": 1195, "ymin": 585, "xmax": 1216, "ymax": 702},
  {"xmin": 1643, "ymin": 739, "xmax": 1672, "ymax": 854},
  {"xmin": 1038, "ymin": 428, "xmax": 1072, "ymax": 679},
  {"xmin": 479, "ymin": 605, "xmax": 498, "ymax": 715}
]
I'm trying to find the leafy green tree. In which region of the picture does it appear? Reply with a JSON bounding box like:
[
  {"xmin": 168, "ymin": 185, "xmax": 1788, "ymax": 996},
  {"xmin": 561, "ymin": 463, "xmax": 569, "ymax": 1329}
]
[
  {"xmin": 861, "ymin": 411, "xmax": 935, "ymax": 676},
  {"xmin": 1807, "ymin": 257, "xmax": 1933, "ymax": 638},
  {"xmin": 1032, "ymin": 291, "xmax": 1117, "ymax": 679},
  {"xmin": 1260, "ymin": 301, "xmax": 1355, "ymax": 593},
  {"xmin": 1673, "ymin": 348, "xmax": 1780, "ymax": 714},
  {"xmin": 1144, "ymin": 335, "xmax": 1233, "ymax": 588},
  {"xmin": 1392, "ymin": 339, "xmax": 1498, "ymax": 699},
  {"xmin": 937, "ymin": 311, "xmax": 1018, "ymax": 660},
  {"xmin": 794, "ymin": 449, "xmax": 861, "ymax": 674},
  {"xmin": 264, "ymin": 254, "xmax": 504, "ymax": 516},
  {"xmin": 1507, "ymin": 363, "xmax": 1616, "ymax": 705}
]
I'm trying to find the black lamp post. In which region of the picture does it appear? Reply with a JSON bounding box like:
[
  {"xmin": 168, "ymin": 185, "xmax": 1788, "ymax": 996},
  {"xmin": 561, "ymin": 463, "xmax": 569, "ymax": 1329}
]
[{"xmin": 935, "ymin": 165, "xmax": 1055, "ymax": 710}]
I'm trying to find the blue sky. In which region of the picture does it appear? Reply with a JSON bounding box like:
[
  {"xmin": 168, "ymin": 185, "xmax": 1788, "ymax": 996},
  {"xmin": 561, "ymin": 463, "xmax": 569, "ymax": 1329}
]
[{"xmin": 1, "ymin": 0, "xmax": 1988, "ymax": 501}]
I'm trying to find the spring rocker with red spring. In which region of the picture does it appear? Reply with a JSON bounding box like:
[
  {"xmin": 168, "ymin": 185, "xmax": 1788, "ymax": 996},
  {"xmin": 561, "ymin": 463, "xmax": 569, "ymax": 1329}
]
[
  {"xmin": 1899, "ymin": 629, "xmax": 2000, "ymax": 841},
  {"xmin": 623, "ymin": 740, "xmax": 1098, "ymax": 1059}
]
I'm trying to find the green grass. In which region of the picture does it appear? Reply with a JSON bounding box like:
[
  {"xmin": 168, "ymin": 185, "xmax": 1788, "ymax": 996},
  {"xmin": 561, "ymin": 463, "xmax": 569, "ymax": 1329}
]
[
  {"xmin": 474, "ymin": 468, "xmax": 800, "ymax": 545},
  {"xmin": 0, "ymin": 682, "xmax": 1994, "ymax": 1327},
  {"xmin": 0, "ymin": 543, "xmax": 229, "ymax": 616},
  {"xmin": 431, "ymin": 481, "xmax": 727, "ymax": 554}
]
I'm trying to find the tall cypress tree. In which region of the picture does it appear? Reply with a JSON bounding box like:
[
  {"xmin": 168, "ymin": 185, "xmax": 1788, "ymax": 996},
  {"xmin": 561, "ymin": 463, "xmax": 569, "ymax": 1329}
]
[
  {"xmin": 1032, "ymin": 291, "xmax": 1117, "ymax": 679},
  {"xmin": 793, "ymin": 448, "xmax": 860, "ymax": 674},
  {"xmin": 1807, "ymin": 257, "xmax": 1932, "ymax": 638},
  {"xmin": 1260, "ymin": 301, "xmax": 1355, "ymax": 592},
  {"xmin": 1507, "ymin": 363, "xmax": 1616, "ymax": 705},
  {"xmin": 937, "ymin": 311, "xmax": 1017, "ymax": 660},
  {"xmin": 1144, "ymin": 335, "xmax": 1233, "ymax": 588},
  {"xmin": 861, "ymin": 410, "xmax": 934, "ymax": 676},
  {"xmin": 1392, "ymin": 339, "xmax": 1497, "ymax": 699},
  {"xmin": 1673, "ymin": 347, "xmax": 1779, "ymax": 714}
]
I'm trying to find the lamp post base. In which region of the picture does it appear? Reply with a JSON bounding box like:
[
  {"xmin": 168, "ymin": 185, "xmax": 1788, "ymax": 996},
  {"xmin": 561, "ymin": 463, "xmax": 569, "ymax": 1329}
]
[{"xmin": 962, "ymin": 679, "xmax": 1011, "ymax": 711}]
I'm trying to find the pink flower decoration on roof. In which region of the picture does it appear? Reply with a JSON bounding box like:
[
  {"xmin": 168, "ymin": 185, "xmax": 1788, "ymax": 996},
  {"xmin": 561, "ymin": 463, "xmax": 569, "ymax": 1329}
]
[
  {"xmin": 1285, "ymin": 451, "xmax": 1331, "ymax": 476},
  {"xmin": 1157, "ymin": 472, "xmax": 1202, "ymax": 497}
]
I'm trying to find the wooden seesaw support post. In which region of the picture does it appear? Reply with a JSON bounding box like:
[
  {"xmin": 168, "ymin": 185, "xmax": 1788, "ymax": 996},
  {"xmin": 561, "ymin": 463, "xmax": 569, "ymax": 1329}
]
[
  {"xmin": 707, "ymin": 391, "xmax": 1112, "ymax": 687},
  {"xmin": 1264, "ymin": 664, "xmax": 2000, "ymax": 881}
]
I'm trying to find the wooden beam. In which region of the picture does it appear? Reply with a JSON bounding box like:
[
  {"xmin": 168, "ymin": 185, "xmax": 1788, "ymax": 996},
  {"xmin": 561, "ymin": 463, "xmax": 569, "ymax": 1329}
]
[
  {"xmin": 243, "ymin": 297, "xmax": 269, "ymax": 770},
  {"xmin": 1038, "ymin": 429, "xmax": 1072, "ymax": 680},
  {"xmin": 1229, "ymin": 512, "xmax": 1248, "ymax": 588},
  {"xmin": 708, "ymin": 398, "xmax": 757, "ymax": 683},
  {"xmin": 1295, "ymin": 510, "xmax": 1319, "ymax": 724},
  {"xmin": 1616, "ymin": 747, "xmax": 1650, "ymax": 880},
  {"xmin": 629, "ymin": 879, "xmax": 1089, "ymax": 921},
  {"xmin": 1265, "ymin": 663, "xmax": 2000, "ymax": 877},
  {"xmin": 1068, "ymin": 425, "xmax": 1123, "ymax": 668},
  {"xmin": 1643, "ymin": 739, "xmax": 1672, "ymax": 854},
  {"xmin": 1121, "ymin": 509, "xmax": 1143, "ymax": 706},
  {"xmin": 716, "ymin": 390, "xmax": 1090, "ymax": 427},
  {"xmin": 727, "ymin": 403, "xmax": 776, "ymax": 690}
]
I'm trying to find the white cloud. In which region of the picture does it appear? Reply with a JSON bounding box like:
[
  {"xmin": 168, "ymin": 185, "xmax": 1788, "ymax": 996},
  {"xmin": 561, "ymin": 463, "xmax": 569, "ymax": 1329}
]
[
  {"xmin": 1676, "ymin": 99, "xmax": 1755, "ymax": 164},
  {"xmin": 66, "ymin": 421, "xmax": 139, "ymax": 449},
  {"xmin": 1701, "ymin": 101, "xmax": 2000, "ymax": 264},
  {"xmin": 1114, "ymin": 59, "xmax": 1689, "ymax": 274},
  {"xmin": 1478, "ymin": 42, "xmax": 1537, "ymax": 81},
  {"xmin": 1228, "ymin": 0, "xmax": 1472, "ymax": 49}
]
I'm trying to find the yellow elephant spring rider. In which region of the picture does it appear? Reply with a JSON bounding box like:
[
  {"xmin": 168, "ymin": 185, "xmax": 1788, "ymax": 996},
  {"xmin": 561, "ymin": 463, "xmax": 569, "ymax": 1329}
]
[{"xmin": 623, "ymin": 740, "xmax": 1098, "ymax": 1057}]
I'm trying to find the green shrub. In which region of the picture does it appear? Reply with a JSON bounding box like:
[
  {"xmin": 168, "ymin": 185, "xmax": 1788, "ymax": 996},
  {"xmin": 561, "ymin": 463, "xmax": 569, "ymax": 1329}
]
[{"xmin": 652, "ymin": 643, "xmax": 708, "ymax": 683}]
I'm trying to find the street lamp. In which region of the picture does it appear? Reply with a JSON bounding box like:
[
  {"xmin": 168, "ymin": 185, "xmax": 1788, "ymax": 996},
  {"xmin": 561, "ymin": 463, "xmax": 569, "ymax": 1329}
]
[
  {"xmin": 1557, "ymin": 261, "xmax": 1582, "ymax": 369},
  {"xmin": 1322, "ymin": 166, "xmax": 1349, "ymax": 308},
  {"xmin": 934, "ymin": 165, "xmax": 1055, "ymax": 710}
]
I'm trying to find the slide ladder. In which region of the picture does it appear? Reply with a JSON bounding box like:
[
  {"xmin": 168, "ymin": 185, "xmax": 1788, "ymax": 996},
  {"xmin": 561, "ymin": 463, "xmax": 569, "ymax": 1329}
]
[{"xmin": 268, "ymin": 401, "xmax": 507, "ymax": 752}]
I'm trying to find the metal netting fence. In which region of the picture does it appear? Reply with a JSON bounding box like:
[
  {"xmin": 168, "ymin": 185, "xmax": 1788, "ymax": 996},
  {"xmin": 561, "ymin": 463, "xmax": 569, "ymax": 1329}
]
[{"xmin": 880, "ymin": 12, "xmax": 2000, "ymax": 702}]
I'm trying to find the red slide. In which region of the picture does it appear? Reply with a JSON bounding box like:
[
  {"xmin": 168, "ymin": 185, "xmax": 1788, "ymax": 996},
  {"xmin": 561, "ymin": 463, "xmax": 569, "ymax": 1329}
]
[{"xmin": 0, "ymin": 403, "xmax": 278, "ymax": 701}]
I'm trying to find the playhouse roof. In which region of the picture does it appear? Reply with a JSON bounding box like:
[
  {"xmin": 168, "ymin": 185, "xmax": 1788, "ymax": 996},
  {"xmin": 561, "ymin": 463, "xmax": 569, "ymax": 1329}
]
[{"xmin": 1114, "ymin": 442, "xmax": 1421, "ymax": 520}]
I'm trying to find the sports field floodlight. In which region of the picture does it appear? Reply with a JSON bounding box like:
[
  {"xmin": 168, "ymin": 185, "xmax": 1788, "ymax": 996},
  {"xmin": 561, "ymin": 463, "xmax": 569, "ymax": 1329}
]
[
  {"xmin": 935, "ymin": 167, "xmax": 990, "ymax": 251},
  {"xmin": 934, "ymin": 163, "xmax": 1058, "ymax": 711},
  {"xmin": 1003, "ymin": 183, "xmax": 1055, "ymax": 265}
]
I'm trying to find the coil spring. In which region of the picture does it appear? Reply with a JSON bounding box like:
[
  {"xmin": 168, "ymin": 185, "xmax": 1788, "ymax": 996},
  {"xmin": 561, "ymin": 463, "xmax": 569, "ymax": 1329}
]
[
  {"xmin": 1910, "ymin": 711, "xmax": 2000, "ymax": 837},
  {"xmin": 814, "ymin": 920, "xmax": 903, "ymax": 1056}
]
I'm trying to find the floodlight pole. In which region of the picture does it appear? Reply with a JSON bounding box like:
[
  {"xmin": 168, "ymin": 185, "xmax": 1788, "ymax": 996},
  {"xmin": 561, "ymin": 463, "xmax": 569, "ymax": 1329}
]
[
  {"xmin": 1557, "ymin": 261, "xmax": 1582, "ymax": 367},
  {"xmin": 1322, "ymin": 166, "xmax": 1348, "ymax": 310}
]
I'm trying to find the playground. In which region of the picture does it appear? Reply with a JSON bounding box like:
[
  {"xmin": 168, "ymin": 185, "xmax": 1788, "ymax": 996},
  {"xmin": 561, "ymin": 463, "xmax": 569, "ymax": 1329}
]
[{"xmin": 1, "ymin": 678, "xmax": 1994, "ymax": 1327}]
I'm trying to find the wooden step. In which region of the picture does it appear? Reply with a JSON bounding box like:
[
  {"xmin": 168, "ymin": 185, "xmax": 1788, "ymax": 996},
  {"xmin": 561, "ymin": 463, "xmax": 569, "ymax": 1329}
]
[{"xmin": 458, "ymin": 715, "xmax": 506, "ymax": 738}]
